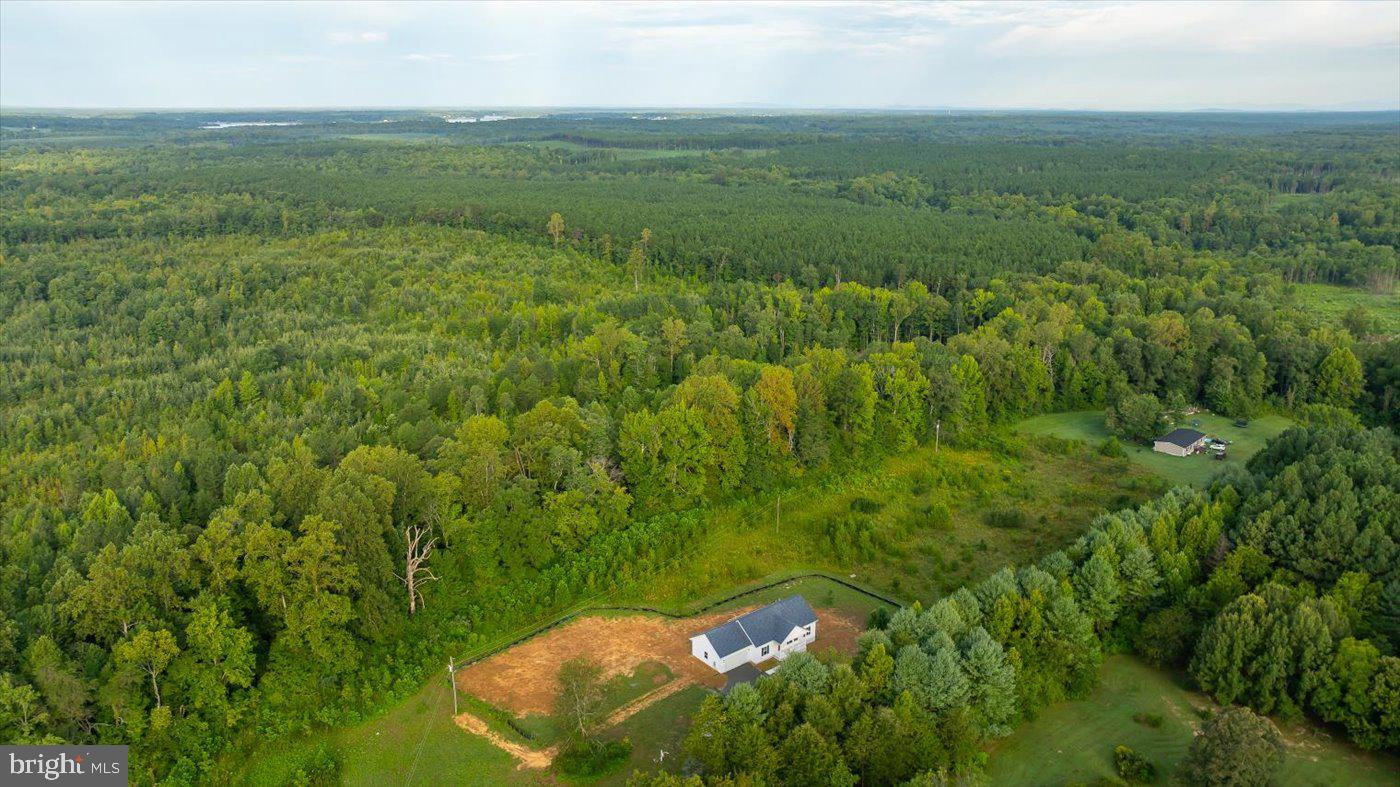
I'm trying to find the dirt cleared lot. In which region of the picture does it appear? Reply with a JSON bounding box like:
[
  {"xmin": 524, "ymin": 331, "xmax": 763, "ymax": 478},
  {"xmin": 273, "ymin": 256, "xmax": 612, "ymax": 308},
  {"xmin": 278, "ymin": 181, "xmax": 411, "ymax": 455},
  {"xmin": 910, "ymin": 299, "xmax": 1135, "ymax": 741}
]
[{"xmin": 456, "ymin": 606, "xmax": 865, "ymax": 717}]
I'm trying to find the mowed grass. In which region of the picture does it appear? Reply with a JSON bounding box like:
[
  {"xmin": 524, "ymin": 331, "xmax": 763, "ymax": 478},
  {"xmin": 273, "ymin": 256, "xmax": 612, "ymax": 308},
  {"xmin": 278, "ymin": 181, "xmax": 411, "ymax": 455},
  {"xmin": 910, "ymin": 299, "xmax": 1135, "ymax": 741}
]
[
  {"xmin": 629, "ymin": 439, "xmax": 1163, "ymax": 609},
  {"xmin": 1295, "ymin": 282, "xmax": 1400, "ymax": 335},
  {"xmin": 594, "ymin": 684, "xmax": 709, "ymax": 786},
  {"xmin": 986, "ymin": 656, "xmax": 1398, "ymax": 787},
  {"xmin": 1017, "ymin": 410, "xmax": 1293, "ymax": 488},
  {"xmin": 232, "ymin": 678, "xmax": 539, "ymax": 787}
]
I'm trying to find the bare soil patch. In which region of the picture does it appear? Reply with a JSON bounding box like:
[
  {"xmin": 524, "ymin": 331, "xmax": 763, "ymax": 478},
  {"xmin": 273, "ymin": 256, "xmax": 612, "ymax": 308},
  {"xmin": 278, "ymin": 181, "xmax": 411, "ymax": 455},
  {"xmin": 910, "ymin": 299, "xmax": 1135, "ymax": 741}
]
[
  {"xmin": 452, "ymin": 710, "xmax": 558, "ymax": 770},
  {"xmin": 456, "ymin": 606, "xmax": 865, "ymax": 717}
]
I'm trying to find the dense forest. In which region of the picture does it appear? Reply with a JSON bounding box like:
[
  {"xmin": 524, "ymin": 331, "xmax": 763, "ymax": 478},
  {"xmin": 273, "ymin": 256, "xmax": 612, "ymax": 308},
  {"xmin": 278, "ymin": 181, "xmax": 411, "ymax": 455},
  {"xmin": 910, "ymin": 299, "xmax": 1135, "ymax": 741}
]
[{"xmin": 0, "ymin": 111, "xmax": 1396, "ymax": 783}]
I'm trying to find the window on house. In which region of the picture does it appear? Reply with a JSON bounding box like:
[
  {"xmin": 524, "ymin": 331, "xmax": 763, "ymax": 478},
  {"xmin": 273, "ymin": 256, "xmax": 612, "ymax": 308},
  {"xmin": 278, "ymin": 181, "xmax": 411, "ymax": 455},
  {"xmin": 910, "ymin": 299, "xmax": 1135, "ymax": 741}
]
[{"xmin": 761, "ymin": 644, "xmax": 770, "ymax": 656}]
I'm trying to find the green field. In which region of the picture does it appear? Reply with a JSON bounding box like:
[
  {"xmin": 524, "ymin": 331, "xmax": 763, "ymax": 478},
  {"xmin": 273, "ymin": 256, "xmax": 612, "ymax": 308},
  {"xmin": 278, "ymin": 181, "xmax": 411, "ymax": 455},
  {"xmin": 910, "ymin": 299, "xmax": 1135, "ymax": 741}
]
[
  {"xmin": 233, "ymin": 677, "xmax": 525, "ymax": 787},
  {"xmin": 629, "ymin": 438, "xmax": 1162, "ymax": 609},
  {"xmin": 1017, "ymin": 411, "xmax": 1293, "ymax": 488},
  {"xmin": 1296, "ymin": 283, "xmax": 1400, "ymax": 335},
  {"xmin": 986, "ymin": 656, "xmax": 1398, "ymax": 786}
]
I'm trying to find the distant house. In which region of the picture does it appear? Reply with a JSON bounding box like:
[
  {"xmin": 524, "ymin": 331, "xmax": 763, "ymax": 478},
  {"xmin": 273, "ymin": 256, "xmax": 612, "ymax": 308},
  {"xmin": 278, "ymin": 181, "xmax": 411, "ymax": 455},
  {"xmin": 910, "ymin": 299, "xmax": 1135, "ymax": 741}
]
[
  {"xmin": 690, "ymin": 595, "xmax": 818, "ymax": 674},
  {"xmin": 1153, "ymin": 428, "xmax": 1207, "ymax": 457}
]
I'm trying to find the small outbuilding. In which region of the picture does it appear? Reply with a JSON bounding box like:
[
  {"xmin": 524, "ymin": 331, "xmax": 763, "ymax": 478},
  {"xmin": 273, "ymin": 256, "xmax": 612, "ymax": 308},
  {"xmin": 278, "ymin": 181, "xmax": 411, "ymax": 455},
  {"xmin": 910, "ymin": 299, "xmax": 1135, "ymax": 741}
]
[
  {"xmin": 690, "ymin": 595, "xmax": 818, "ymax": 675},
  {"xmin": 1153, "ymin": 428, "xmax": 1207, "ymax": 457}
]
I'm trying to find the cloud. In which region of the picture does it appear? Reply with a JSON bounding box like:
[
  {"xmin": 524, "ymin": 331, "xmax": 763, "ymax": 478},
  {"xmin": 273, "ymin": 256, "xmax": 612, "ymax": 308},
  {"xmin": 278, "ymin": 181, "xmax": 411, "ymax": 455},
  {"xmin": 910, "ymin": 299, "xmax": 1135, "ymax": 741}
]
[
  {"xmin": 403, "ymin": 53, "xmax": 454, "ymax": 62},
  {"xmin": 327, "ymin": 30, "xmax": 387, "ymax": 44},
  {"xmin": 988, "ymin": 1, "xmax": 1400, "ymax": 56}
]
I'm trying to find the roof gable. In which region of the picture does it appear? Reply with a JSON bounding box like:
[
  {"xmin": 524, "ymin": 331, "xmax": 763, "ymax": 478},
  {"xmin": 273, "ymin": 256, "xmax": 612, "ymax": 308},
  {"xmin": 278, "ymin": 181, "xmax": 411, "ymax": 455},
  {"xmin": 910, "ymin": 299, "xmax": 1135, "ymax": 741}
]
[
  {"xmin": 697, "ymin": 596, "xmax": 819, "ymax": 656},
  {"xmin": 699, "ymin": 620, "xmax": 752, "ymax": 658}
]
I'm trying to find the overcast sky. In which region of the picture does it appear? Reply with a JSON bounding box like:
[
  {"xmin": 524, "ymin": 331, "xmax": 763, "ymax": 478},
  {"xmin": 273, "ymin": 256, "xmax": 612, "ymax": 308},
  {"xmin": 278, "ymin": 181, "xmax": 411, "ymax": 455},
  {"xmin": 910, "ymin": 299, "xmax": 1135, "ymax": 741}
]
[{"xmin": 3, "ymin": 0, "xmax": 1398, "ymax": 110}]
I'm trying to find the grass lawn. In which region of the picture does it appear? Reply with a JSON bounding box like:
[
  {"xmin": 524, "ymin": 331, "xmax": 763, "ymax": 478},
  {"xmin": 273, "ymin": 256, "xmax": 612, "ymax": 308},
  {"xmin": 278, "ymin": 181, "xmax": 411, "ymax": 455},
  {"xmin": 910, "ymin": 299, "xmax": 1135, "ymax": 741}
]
[
  {"xmin": 1017, "ymin": 410, "xmax": 1293, "ymax": 488},
  {"xmin": 232, "ymin": 678, "xmax": 539, "ymax": 787},
  {"xmin": 986, "ymin": 656, "xmax": 1398, "ymax": 786},
  {"xmin": 592, "ymin": 684, "xmax": 710, "ymax": 786},
  {"xmin": 1295, "ymin": 282, "xmax": 1400, "ymax": 335}
]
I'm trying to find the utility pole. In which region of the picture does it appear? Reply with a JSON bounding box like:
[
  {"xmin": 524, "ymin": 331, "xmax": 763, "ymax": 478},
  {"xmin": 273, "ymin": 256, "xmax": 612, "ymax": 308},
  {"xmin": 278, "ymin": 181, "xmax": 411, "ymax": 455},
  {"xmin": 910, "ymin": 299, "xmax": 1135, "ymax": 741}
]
[
  {"xmin": 448, "ymin": 657, "xmax": 458, "ymax": 716},
  {"xmin": 775, "ymin": 494, "xmax": 781, "ymax": 536},
  {"xmin": 935, "ymin": 420, "xmax": 941, "ymax": 452}
]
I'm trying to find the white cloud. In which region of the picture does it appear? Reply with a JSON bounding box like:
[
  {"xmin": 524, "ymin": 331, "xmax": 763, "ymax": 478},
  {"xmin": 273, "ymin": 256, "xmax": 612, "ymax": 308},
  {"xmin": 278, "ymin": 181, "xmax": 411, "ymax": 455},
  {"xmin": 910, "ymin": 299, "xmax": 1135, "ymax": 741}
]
[
  {"xmin": 403, "ymin": 53, "xmax": 454, "ymax": 62},
  {"xmin": 988, "ymin": 1, "xmax": 1400, "ymax": 56}
]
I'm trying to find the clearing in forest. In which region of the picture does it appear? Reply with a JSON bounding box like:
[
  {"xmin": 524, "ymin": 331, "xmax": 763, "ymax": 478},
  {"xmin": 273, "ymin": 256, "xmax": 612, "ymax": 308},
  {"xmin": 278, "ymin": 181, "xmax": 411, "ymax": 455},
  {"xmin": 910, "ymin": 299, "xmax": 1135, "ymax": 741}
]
[{"xmin": 455, "ymin": 605, "xmax": 865, "ymax": 718}]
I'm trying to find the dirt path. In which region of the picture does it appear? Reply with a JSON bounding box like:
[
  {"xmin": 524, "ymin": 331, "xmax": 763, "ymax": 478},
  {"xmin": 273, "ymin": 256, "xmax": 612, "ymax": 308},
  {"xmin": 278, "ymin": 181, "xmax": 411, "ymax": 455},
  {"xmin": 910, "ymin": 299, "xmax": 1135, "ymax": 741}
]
[
  {"xmin": 452, "ymin": 710, "xmax": 558, "ymax": 770},
  {"xmin": 453, "ymin": 677, "xmax": 695, "ymax": 770},
  {"xmin": 601, "ymin": 676, "xmax": 696, "ymax": 728}
]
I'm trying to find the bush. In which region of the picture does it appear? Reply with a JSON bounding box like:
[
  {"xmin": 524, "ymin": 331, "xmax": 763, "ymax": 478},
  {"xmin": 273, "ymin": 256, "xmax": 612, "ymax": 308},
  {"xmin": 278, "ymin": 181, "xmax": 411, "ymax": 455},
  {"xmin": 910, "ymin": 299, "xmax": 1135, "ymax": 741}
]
[
  {"xmin": 1132, "ymin": 712, "xmax": 1164, "ymax": 728},
  {"xmin": 1114, "ymin": 745, "xmax": 1156, "ymax": 783},
  {"xmin": 919, "ymin": 501, "xmax": 952, "ymax": 530},
  {"xmin": 288, "ymin": 742, "xmax": 341, "ymax": 787},
  {"xmin": 825, "ymin": 514, "xmax": 877, "ymax": 566},
  {"xmin": 909, "ymin": 470, "xmax": 935, "ymax": 495},
  {"xmin": 982, "ymin": 506, "xmax": 1026, "ymax": 529},
  {"xmin": 1099, "ymin": 436, "xmax": 1126, "ymax": 457},
  {"xmin": 867, "ymin": 606, "xmax": 892, "ymax": 629},
  {"xmin": 556, "ymin": 739, "xmax": 632, "ymax": 778},
  {"xmin": 850, "ymin": 496, "xmax": 884, "ymax": 514}
]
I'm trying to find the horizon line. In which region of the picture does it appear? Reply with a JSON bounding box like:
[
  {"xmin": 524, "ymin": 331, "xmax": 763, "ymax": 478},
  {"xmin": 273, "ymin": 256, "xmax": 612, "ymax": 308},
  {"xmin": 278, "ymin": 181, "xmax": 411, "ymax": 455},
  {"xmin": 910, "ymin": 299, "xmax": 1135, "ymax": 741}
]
[{"xmin": 5, "ymin": 104, "xmax": 1400, "ymax": 115}]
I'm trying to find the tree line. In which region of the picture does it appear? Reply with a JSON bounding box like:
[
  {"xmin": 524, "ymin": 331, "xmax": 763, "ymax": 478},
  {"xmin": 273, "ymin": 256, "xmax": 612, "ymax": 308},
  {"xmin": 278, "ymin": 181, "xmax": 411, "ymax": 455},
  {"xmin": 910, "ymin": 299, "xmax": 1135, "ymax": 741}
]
[{"xmin": 631, "ymin": 425, "xmax": 1397, "ymax": 786}]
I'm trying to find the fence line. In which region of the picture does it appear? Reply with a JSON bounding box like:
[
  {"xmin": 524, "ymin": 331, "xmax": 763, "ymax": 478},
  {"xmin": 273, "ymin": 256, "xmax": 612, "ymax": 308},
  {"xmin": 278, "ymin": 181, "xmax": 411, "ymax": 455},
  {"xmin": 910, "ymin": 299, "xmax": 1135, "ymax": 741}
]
[{"xmin": 448, "ymin": 571, "xmax": 902, "ymax": 674}]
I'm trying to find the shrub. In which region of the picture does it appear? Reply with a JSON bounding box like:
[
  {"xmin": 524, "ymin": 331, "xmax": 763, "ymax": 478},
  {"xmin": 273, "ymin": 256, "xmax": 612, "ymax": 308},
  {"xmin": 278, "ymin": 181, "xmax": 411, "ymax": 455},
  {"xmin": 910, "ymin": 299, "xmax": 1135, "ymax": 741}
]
[
  {"xmin": 556, "ymin": 739, "xmax": 632, "ymax": 778},
  {"xmin": 867, "ymin": 606, "xmax": 892, "ymax": 629},
  {"xmin": 1114, "ymin": 745, "xmax": 1156, "ymax": 783},
  {"xmin": 825, "ymin": 514, "xmax": 876, "ymax": 566},
  {"xmin": 1099, "ymin": 436, "xmax": 1126, "ymax": 457},
  {"xmin": 909, "ymin": 470, "xmax": 935, "ymax": 495},
  {"xmin": 1131, "ymin": 708, "xmax": 1164, "ymax": 728},
  {"xmin": 982, "ymin": 506, "xmax": 1026, "ymax": 529},
  {"xmin": 288, "ymin": 742, "xmax": 341, "ymax": 787},
  {"xmin": 920, "ymin": 501, "xmax": 952, "ymax": 530},
  {"xmin": 1132, "ymin": 712, "xmax": 1164, "ymax": 728},
  {"xmin": 850, "ymin": 496, "xmax": 884, "ymax": 514}
]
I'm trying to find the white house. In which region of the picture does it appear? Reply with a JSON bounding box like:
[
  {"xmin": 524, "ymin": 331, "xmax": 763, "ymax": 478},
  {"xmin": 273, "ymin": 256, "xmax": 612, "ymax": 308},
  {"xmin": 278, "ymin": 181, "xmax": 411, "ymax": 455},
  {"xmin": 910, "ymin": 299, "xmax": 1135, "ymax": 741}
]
[
  {"xmin": 1153, "ymin": 428, "xmax": 1207, "ymax": 457},
  {"xmin": 690, "ymin": 595, "xmax": 818, "ymax": 674}
]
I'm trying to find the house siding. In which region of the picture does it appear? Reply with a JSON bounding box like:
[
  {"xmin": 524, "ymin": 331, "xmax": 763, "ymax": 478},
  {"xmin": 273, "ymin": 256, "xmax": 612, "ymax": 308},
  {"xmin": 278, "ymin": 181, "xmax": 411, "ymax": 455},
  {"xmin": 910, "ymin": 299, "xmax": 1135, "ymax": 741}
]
[
  {"xmin": 1153, "ymin": 438, "xmax": 1202, "ymax": 457},
  {"xmin": 691, "ymin": 635, "xmax": 752, "ymax": 673},
  {"xmin": 691, "ymin": 595, "xmax": 821, "ymax": 675}
]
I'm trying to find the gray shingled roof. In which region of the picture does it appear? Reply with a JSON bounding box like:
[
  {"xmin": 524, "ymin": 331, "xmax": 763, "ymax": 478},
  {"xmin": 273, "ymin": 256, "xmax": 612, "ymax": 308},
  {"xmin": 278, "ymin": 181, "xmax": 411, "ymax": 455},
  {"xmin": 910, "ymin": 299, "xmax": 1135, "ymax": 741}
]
[
  {"xmin": 697, "ymin": 595, "xmax": 818, "ymax": 658},
  {"xmin": 1157, "ymin": 428, "xmax": 1206, "ymax": 448},
  {"xmin": 702, "ymin": 620, "xmax": 752, "ymax": 659}
]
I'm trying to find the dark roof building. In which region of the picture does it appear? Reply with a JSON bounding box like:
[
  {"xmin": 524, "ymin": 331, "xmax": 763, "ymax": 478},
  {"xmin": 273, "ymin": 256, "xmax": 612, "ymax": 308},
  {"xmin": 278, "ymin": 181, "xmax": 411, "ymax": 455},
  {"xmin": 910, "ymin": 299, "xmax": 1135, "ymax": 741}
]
[
  {"xmin": 698, "ymin": 595, "xmax": 818, "ymax": 658},
  {"xmin": 1157, "ymin": 428, "xmax": 1206, "ymax": 448},
  {"xmin": 703, "ymin": 620, "xmax": 753, "ymax": 659}
]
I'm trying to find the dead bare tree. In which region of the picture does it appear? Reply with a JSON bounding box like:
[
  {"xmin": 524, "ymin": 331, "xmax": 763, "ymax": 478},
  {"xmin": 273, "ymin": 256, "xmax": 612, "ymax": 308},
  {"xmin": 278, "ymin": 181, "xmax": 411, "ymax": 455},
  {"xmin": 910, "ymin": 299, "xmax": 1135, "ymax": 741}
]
[{"xmin": 398, "ymin": 523, "xmax": 438, "ymax": 615}]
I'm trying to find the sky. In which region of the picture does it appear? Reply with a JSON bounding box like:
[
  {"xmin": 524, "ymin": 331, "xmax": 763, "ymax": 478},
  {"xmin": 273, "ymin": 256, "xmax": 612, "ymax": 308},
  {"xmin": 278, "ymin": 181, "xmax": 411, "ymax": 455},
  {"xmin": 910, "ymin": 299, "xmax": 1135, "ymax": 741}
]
[{"xmin": 2, "ymin": 0, "xmax": 1398, "ymax": 111}]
